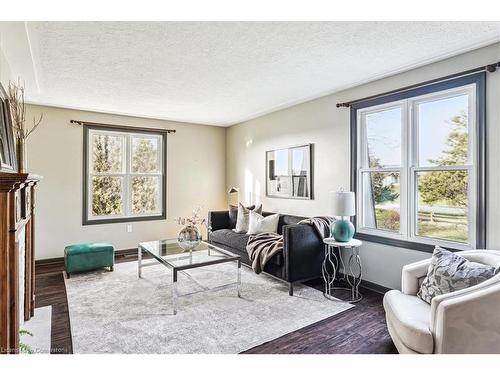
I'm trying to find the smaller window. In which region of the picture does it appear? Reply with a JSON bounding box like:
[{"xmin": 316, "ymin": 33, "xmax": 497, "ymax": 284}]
[{"xmin": 84, "ymin": 126, "xmax": 166, "ymax": 225}]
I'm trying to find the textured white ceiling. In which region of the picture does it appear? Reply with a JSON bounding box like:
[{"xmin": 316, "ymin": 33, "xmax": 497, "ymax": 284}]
[{"xmin": 8, "ymin": 22, "xmax": 500, "ymax": 125}]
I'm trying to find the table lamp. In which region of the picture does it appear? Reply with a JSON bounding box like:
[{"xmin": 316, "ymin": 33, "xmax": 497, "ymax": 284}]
[
  {"xmin": 330, "ymin": 189, "xmax": 356, "ymax": 242},
  {"xmin": 228, "ymin": 187, "xmax": 239, "ymax": 206}
]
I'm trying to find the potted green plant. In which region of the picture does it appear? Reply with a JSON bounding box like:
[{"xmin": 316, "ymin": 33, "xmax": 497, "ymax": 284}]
[{"xmin": 19, "ymin": 329, "xmax": 34, "ymax": 354}]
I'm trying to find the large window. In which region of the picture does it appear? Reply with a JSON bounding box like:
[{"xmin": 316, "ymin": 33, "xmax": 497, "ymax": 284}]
[
  {"xmin": 83, "ymin": 125, "xmax": 166, "ymax": 225},
  {"xmin": 352, "ymin": 74, "xmax": 485, "ymax": 251}
]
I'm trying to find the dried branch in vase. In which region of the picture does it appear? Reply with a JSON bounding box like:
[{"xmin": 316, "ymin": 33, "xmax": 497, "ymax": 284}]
[
  {"xmin": 7, "ymin": 79, "xmax": 43, "ymax": 140},
  {"xmin": 175, "ymin": 206, "xmax": 207, "ymax": 227}
]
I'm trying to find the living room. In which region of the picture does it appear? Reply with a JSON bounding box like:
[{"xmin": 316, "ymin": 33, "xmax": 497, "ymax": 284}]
[{"xmin": 1, "ymin": 1, "xmax": 500, "ymax": 371}]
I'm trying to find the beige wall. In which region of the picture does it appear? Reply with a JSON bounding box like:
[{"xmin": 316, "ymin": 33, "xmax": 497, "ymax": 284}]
[
  {"xmin": 0, "ymin": 32, "xmax": 13, "ymax": 87},
  {"xmin": 26, "ymin": 105, "xmax": 227, "ymax": 259},
  {"xmin": 226, "ymin": 43, "xmax": 500, "ymax": 289},
  {"xmin": 13, "ymin": 41, "xmax": 500, "ymax": 288}
]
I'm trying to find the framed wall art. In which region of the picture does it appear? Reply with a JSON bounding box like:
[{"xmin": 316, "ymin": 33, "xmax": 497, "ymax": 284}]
[
  {"xmin": 0, "ymin": 83, "xmax": 17, "ymax": 172},
  {"xmin": 266, "ymin": 144, "xmax": 313, "ymax": 199}
]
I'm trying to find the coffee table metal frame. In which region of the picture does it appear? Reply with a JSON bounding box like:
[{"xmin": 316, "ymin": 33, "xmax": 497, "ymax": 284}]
[{"xmin": 138, "ymin": 240, "xmax": 241, "ymax": 315}]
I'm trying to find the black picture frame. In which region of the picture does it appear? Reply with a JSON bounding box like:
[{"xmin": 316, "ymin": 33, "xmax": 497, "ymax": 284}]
[
  {"xmin": 265, "ymin": 143, "xmax": 314, "ymax": 200},
  {"xmin": 0, "ymin": 83, "xmax": 17, "ymax": 173}
]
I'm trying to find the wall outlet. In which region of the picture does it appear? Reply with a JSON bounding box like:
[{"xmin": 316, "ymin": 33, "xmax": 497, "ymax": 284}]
[{"xmin": 126, "ymin": 224, "xmax": 132, "ymax": 233}]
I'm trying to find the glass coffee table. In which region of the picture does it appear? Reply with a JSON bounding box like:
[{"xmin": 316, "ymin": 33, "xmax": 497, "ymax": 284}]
[{"xmin": 138, "ymin": 239, "xmax": 242, "ymax": 314}]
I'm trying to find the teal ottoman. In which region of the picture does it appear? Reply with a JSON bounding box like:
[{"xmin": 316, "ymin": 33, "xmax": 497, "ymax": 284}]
[{"xmin": 64, "ymin": 243, "xmax": 114, "ymax": 277}]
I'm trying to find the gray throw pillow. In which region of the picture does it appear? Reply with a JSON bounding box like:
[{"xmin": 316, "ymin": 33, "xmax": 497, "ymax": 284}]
[
  {"xmin": 418, "ymin": 246, "xmax": 497, "ymax": 304},
  {"xmin": 234, "ymin": 203, "xmax": 262, "ymax": 233},
  {"xmin": 228, "ymin": 204, "xmax": 255, "ymax": 229}
]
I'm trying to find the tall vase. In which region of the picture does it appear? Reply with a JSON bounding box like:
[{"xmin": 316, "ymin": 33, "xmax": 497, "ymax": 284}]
[{"xmin": 17, "ymin": 138, "xmax": 27, "ymax": 173}]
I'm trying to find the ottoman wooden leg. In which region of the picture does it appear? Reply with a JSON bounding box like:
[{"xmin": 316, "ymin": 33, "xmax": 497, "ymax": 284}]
[{"xmin": 109, "ymin": 266, "xmax": 114, "ymax": 272}]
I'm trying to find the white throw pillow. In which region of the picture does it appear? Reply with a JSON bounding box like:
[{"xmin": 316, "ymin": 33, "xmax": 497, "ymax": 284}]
[
  {"xmin": 247, "ymin": 211, "xmax": 279, "ymax": 235},
  {"xmin": 234, "ymin": 203, "xmax": 262, "ymax": 233}
]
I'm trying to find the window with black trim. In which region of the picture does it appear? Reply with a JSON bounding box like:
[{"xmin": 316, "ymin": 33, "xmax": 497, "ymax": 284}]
[
  {"xmin": 351, "ymin": 73, "xmax": 485, "ymax": 252},
  {"xmin": 83, "ymin": 125, "xmax": 166, "ymax": 225}
]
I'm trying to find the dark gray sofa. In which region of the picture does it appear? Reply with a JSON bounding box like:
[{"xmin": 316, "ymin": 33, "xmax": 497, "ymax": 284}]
[{"xmin": 208, "ymin": 210, "xmax": 325, "ymax": 295}]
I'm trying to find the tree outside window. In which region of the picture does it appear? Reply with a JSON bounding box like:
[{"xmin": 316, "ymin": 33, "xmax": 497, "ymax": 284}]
[
  {"xmin": 355, "ymin": 79, "xmax": 481, "ymax": 250},
  {"xmin": 85, "ymin": 127, "xmax": 165, "ymax": 224}
]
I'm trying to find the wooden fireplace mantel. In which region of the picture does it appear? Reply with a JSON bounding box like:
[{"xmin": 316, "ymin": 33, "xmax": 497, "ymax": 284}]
[
  {"xmin": 0, "ymin": 173, "xmax": 42, "ymax": 192},
  {"xmin": 0, "ymin": 172, "xmax": 42, "ymax": 354}
]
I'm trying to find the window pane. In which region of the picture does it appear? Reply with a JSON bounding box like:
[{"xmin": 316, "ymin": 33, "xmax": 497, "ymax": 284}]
[
  {"xmin": 131, "ymin": 136, "xmax": 160, "ymax": 173},
  {"xmin": 274, "ymin": 149, "xmax": 289, "ymax": 176},
  {"xmin": 361, "ymin": 171, "xmax": 401, "ymax": 232},
  {"xmin": 292, "ymin": 147, "xmax": 308, "ymax": 176},
  {"xmin": 416, "ymin": 170, "xmax": 468, "ymax": 243},
  {"xmin": 92, "ymin": 176, "xmax": 123, "ymax": 216},
  {"xmin": 417, "ymin": 94, "xmax": 469, "ymax": 167},
  {"xmin": 92, "ymin": 134, "xmax": 124, "ymax": 173},
  {"xmin": 364, "ymin": 107, "xmax": 401, "ymax": 168},
  {"xmin": 131, "ymin": 176, "xmax": 160, "ymax": 214}
]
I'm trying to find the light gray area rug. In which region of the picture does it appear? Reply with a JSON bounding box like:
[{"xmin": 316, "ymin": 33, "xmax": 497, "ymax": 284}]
[{"xmin": 65, "ymin": 253, "xmax": 352, "ymax": 353}]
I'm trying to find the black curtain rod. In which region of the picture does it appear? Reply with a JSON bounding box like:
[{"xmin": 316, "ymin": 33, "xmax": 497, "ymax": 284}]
[
  {"xmin": 70, "ymin": 119, "xmax": 176, "ymax": 133},
  {"xmin": 336, "ymin": 61, "xmax": 500, "ymax": 108}
]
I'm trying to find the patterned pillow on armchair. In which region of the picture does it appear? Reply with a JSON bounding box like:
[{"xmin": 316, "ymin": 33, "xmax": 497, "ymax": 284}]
[{"xmin": 418, "ymin": 246, "xmax": 498, "ymax": 304}]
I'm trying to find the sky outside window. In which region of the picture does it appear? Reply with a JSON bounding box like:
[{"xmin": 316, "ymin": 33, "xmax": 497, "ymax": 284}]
[{"xmin": 418, "ymin": 94, "xmax": 469, "ymax": 166}]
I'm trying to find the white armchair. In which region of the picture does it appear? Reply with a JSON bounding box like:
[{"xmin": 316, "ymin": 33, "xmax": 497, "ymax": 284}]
[{"xmin": 383, "ymin": 250, "xmax": 500, "ymax": 354}]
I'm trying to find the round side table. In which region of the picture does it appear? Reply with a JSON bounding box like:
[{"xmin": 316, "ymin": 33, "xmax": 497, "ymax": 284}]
[{"xmin": 322, "ymin": 238, "xmax": 363, "ymax": 303}]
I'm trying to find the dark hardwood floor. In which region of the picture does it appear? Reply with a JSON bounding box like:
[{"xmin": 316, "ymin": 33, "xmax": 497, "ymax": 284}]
[
  {"xmin": 35, "ymin": 253, "xmax": 397, "ymax": 354},
  {"xmin": 36, "ymin": 265, "xmax": 73, "ymax": 354},
  {"xmin": 244, "ymin": 280, "xmax": 397, "ymax": 354}
]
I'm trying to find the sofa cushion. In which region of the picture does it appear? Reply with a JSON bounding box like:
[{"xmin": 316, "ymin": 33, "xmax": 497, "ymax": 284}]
[
  {"xmin": 210, "ymin": 229, "xmax": 283, "ymax": 266},
  {"xmin": 418, "ymin": 246, "xmax": 498, "ymax": 304},
  {"xmin": 228, "ymin": 204, "xmax": 255, "ymax": 229},
  {"xmin": 211, "ymin": 229, "xmax": 250, "ymax": 251},
  {"xmin": 248, "ymin": 212, "xmax": 279, "ymax": 235},
  {"xmin": 264, "ymin": 212, "xmax": 307, "ymax": 235},
  {"xmin": 383, "ymin": 290, "xmax": 433, "ymax": 354},
  {"xmin": 235, "ymin": 203, "xmax": 263, "ymax": 233}
]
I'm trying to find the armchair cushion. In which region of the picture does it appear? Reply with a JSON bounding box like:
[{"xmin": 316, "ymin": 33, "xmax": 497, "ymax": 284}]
[
  {"xmin": 418, "ymin": 246, "xmax": 498, "ymax": 304},
  {"xmin": 383, "ymin": 290, "xmax": 433, "ymax": 354}
]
